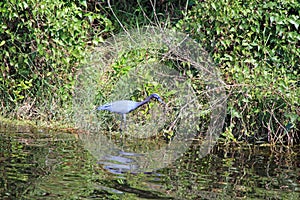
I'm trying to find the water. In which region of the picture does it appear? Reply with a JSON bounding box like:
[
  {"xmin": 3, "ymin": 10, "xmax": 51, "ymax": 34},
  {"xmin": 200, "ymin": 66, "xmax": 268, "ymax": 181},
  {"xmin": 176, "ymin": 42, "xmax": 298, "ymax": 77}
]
[{"xmin": 1, "ymin": 122, "xmax": 299, "ymax": 199}]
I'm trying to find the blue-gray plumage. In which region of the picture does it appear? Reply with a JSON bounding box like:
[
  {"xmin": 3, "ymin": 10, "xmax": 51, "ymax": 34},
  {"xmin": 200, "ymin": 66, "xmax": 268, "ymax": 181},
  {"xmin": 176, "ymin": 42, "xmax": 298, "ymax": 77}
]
[{"xmin": 97, "ymin": 93, "xmax": 165, "ymax": 129}]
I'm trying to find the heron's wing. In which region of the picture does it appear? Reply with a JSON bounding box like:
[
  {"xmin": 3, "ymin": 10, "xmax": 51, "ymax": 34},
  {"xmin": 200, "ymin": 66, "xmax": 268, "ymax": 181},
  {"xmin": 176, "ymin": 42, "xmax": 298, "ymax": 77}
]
[{"xmin": 110, "ymin": 100, "xmax": 139, "ymax": 114}]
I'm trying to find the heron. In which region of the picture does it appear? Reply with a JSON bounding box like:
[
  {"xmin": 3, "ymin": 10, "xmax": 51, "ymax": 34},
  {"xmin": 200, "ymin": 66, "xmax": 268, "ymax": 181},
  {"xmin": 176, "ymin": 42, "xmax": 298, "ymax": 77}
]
[{"xmin": 97, "ymin": 93, "xmax": 165, "ymax": 130}]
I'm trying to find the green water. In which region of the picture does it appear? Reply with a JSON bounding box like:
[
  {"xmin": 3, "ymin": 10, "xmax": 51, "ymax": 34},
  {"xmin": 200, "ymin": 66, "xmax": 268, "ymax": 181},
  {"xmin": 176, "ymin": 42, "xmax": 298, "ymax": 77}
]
[{"xmin": 1, "ymin": 122, "xmax": 299, "ymax": 199}]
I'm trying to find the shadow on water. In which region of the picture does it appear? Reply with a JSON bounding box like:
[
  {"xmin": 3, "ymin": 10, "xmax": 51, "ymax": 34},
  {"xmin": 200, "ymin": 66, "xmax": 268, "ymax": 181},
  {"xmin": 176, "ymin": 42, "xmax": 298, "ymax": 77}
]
[{"xmin": 1, "ymin": 122, "xmax": 299, "ymax": 199}]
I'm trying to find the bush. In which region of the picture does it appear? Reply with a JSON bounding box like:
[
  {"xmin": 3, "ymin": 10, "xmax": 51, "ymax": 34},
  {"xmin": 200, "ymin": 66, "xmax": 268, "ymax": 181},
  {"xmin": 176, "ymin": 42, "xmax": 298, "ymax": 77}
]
[
  {"xmin": 1, "ymin": 0, "xmax": 299, "ymax": 145},
  {"xmin": 177, "ymin": 0, "xmax": 300, "ymax": 144},
  {"xmin": 0, "ymin": 0, "xmax": 112, "ymax": 121}
]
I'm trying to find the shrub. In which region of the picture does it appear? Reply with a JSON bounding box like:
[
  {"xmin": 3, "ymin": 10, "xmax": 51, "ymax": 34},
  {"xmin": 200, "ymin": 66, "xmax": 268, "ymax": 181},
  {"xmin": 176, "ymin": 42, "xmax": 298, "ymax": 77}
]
[
  {"xmin": 0, "ymin": 0, "xmax": 112, "ymax": 121},
  {"xmin": 177, "ymin": 0, "xmax": 299, "ymax": 144}
]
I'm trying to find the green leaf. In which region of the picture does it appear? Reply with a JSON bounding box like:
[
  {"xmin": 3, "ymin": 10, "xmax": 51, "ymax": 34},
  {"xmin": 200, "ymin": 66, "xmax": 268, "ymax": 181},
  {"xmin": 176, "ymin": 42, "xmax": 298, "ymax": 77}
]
[
  {"xmin": 288, "ymin": 19, "xmax": 299, "ymax": 30},
  {"xmin": 79, "ymin": 0, "xmax": 87, "ymax": 8},
  {"xmin": 0, "ymin": 40, "xmax": 5, "ymax": 46}
]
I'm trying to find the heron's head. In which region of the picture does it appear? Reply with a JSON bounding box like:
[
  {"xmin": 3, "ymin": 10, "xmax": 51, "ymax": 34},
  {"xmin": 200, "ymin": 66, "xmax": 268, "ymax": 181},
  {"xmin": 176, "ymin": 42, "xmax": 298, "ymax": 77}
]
[{"xmin": 151, "ymin": 93, "xmax": 165, "ymax": 104}]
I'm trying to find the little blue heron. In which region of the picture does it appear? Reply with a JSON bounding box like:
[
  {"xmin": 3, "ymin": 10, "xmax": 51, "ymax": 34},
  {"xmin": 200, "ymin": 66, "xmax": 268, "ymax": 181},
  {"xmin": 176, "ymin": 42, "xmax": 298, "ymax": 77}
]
[{"xmin": 97, "ymin": 93, "xmax": 165, "ymax": 130}]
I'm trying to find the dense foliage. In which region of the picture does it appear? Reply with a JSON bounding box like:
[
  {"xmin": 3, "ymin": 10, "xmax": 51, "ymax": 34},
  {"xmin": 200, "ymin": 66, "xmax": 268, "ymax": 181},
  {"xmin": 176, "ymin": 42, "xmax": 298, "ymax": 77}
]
[
  {"xmin": 0, "ymin": 0, "xmax": 299, "ymax": 144},
  {"xmin": 178, "ymin": 0, "xmax": 299, "ymax": 144},
  {"xmin": 0, "ymin": 0, "xmax": 112, "ymax": 120}
]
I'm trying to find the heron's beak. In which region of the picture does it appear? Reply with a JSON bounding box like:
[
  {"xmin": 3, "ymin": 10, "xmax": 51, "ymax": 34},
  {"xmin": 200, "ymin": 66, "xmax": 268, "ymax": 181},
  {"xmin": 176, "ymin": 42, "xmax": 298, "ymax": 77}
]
[
  {"xmin": 158, "ymin": 98, "xmax": 165, "ymax": 105},
  {"xmin": 158, "ymin": 98, "xmax": 166, "ymax": 115}
]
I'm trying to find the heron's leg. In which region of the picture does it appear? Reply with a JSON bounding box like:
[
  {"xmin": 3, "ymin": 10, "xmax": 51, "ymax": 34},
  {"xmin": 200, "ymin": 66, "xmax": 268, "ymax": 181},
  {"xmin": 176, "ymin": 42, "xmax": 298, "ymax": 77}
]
[
  {"xmin": 119, "ymin": 114, "xmax": 126, "ymax": 132},
  {"xmin": 122, "ymin": 114, "xmax": 127, "ymax": 129}
]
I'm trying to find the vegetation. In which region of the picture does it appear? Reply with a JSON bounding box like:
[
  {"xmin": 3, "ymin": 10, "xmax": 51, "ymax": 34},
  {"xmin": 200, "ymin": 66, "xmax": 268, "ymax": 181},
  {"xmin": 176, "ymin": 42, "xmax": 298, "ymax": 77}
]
[
  {"xmin": 0, "ymin": 0, "xmax": 299, "ymax": 144},
  {"xmin": 0, "ymin": 0, "xmax": 112, "ymax": 121},
  {"xmin": 177, "ymin": 0, "xmax": 299, "ymax": 144}
]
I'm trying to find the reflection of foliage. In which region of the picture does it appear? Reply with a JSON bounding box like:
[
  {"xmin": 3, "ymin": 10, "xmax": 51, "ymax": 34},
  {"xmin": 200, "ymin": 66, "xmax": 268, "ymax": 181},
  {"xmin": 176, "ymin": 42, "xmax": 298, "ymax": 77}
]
[
  {"xmin": 2, "ymin": 123, "xmax": 298, "ymax": 199},
  {"xmin": 159, "ymin": 144, "xmax": 299, "ymax": 199},
  {"xmin": 0, "ymin": 123, "xmax": 98, "ymax": 199}
]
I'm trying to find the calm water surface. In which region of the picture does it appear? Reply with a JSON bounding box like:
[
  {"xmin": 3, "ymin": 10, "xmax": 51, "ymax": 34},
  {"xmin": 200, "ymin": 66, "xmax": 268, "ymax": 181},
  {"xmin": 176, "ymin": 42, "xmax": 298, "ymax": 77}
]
[{"xmin": 1, "ymin": 122, "xmax": 299, "ymax": 199}]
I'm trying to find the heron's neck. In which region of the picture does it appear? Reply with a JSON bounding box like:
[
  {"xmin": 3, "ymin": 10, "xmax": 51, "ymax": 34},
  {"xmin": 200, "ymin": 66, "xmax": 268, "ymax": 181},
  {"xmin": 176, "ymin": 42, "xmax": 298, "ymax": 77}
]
[{"xmin": 136, "ymin": 95, "xmax": 152, "ymax": 108}]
